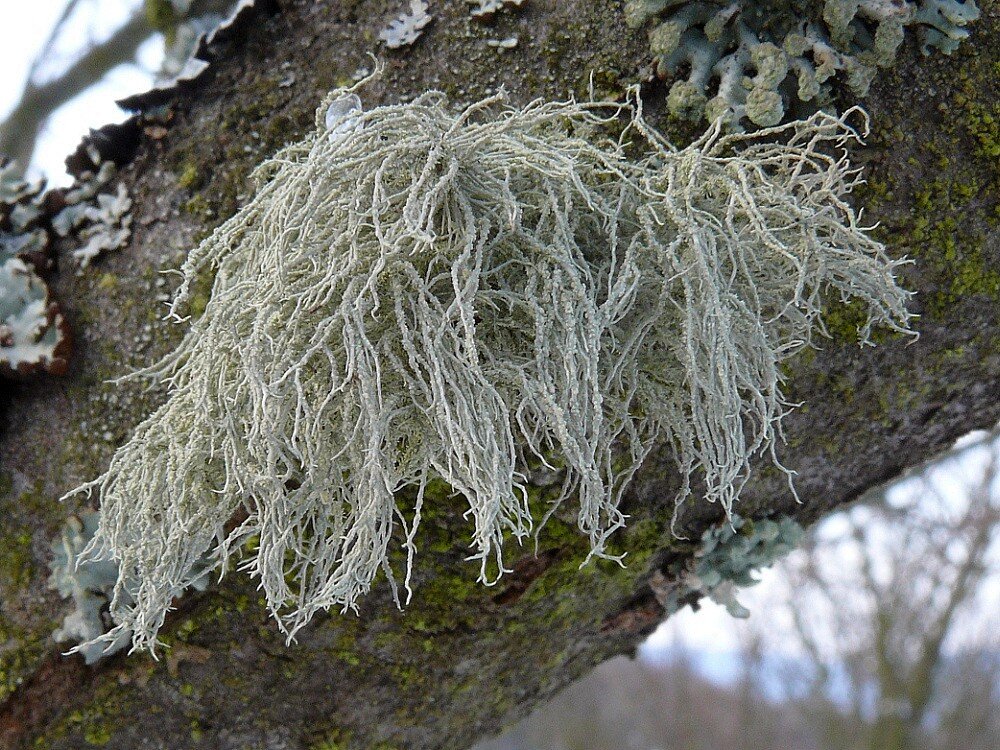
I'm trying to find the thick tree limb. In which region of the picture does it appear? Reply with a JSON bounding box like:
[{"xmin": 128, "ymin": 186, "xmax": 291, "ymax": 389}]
[{"xmin": 0, "ymin": 1, "xmax": 997, "ymax": 748}]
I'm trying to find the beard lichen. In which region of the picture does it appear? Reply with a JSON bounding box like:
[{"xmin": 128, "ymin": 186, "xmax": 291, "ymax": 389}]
[{"xmin": 66, "ymin": 81, "xmax": 912, "ymax": 656}]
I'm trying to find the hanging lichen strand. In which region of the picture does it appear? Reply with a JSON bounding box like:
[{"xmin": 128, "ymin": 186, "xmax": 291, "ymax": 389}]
[{"xmin": 68, "ymin": 84, "xmax": 913, "ymax": 655}]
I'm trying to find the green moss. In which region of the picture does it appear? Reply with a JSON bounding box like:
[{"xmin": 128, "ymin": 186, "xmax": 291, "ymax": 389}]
[
  {"xmin": 311, "ymin": 728, "xmax": 353, "ymax": 750},
  {"xmin": 389, "ymin": 662, "xmax": 426, "ymax": 690},
  {"xmin": 175, "ymin": 617, "xmax": 198, "ymax": 641},
  {"xmin": 82, "ymin": 723, "xmax": 112, "ymax": 747},
  {"xmin": 953, "ymin": 73, "xmax": 1000, "ymax": 162},
  {"xmin": 850, "ymin": 29, "xmax": 999, "ymax": 326},
  {"xmin": 949, "ymin": 247, "xmax": 1000, "ymax": 297},
  {"xmin": 0, "ymin": 527, "xmax": 34, "ymax": 588},
  {"xmin": 143, "ymin": 0, "xmax": 178, "ymax": 36},
  {"xmin": 76, "ymin": 708, "xmax": 116, "ymax": 745},
  {"xmin": 96, "ymin": 272, "xmax": 119, "ymax": 292},
  {"xmin": 4, "ymin": 479, "xmax": 57, "ymax": 523},
  {"xmin": 180, "ymin": 193, "xmax": 215, "ymax": 220},
  {"xmin": 819, "ymin": 298, "xmax": 869, "ymax": 345},
  {"xmin": 904, "ymin": 181, "xmax": 1000, "ymax": 316},
  {"xmin": 177, "ymin": 162, "xmax": 203, "ymax": 191},
  {"xmin": 0, "ymin": 620, "xmax": 48, "ymax": 703},
  {"xmin": 156, "ymin": 587, "xmax": 252, "ymax": 652},
  {"xmin": 184, "ymin": 263, "xmax": 218, "ymax": 320}
]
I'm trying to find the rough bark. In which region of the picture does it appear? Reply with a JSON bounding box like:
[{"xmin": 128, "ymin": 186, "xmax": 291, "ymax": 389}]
[{"xmin": 1, "ymin": 0, "xmax": 998, "ymax": 748}]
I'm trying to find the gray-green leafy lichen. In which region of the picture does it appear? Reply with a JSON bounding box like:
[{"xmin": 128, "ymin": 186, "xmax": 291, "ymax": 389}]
[
  {"xmin": 380, "ymin": 0, "xmax": 434, "ymax": 49},
  {"xmin": 468, "ymin": 0, "xmax": 525, "ymax": 20},
  {"xmin": 154, "ymin": 1, "xmax": 253, "ymax": 84},
  {"xmin": 0, "ymin": 161, "xmax": 70, "ymax": 377},
  {"xmin": 0, "ymin": 248, "xmax": 69, "ymax": 377},
  {"xmin": 650, "ymin": 514, "xmax": 805, "ymax": 617},
  {"xmin": 1, "ymin": 146, "xmax": 132, "ymax": 378},
  {"xmin": 48, "ymin": 512, "xmax": 132, "ymax": 665},
  {"xmin": 626, "ymin": 0, "xmax": 981, "ymax": 128},
  {"xmin": 57, "ymin": 145, "xmax": 134, "ymax": 269}
]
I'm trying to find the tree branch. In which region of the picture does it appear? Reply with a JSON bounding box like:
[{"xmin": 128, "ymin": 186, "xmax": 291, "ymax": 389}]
[
  {"xmin": 0, "ymin": 10, "xmax": 151, "ymax": 172},
  {"xmin": 26, "ymin": 0, "xmax": 88, "ymax": 84},
  {"xmin": 0, "ymin": 1, "xmax": 997, "ymax": 747}
]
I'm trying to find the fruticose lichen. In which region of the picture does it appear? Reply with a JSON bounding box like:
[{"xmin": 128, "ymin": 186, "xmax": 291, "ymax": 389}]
[
  {"xmin": 650, "ymin": 514, "xmax": 805, "ymax": 617},
  {"xmin": 626, "ymin": 0, "xmax": 981, "ymax": 128},
  {"xmin": 48, "ymin": 511, "xmax": 211, "ymax": 664},
  {"xmin": 67, "ymin": 78, "xmax": 912, "ymax": 655}
]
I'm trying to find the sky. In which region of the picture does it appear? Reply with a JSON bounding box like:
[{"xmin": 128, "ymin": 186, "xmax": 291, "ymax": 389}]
[{"xmin": 0, "ymin": 0, "xmax": 159, "ymax": 184}]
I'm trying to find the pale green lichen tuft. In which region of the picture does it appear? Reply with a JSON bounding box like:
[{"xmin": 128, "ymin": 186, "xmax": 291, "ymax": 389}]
[{"xmin": 66, "ymin": 78, "xmax": 912, "ymax": 655}]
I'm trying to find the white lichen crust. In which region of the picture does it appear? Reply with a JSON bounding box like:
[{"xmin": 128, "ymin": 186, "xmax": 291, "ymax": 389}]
[
  {"xmin": 68, "ymin": 83, "xmax": 912, "ymax": 654},
  {"xmin": 626, "ymin": 0, "xmax": 981, "ymax": 128}
]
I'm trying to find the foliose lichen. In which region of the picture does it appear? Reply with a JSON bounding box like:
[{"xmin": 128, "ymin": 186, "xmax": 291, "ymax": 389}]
[
  {"xmin": 154, "ymin": 1, "xmax": 254, "ymax": 84},
  {"xmin": 0, "ymin": 251, "xmax": 70, "ymax": 378},
  {"xmin": 650, "ymin": 513, "xmax": 805, "ymax": 617},
  {"xmin": 380, "ymin": 0, "xmax": 434, "ymax": 49},
  {"xmin": 48, "ymin": 512, "xmax": 132, "ymax": 665},
  {"xmin": 71, "ymin": 183, "xmax": 133, "ymax": 269},
  {"xmin": 468, "ymin": 0, "xmax": 525, "ymax": 20},
  {"xmin": 0, "ymin": 145, "xmax": 133, "ymax": 378},
  {"xmin": 626, "ymin": 0, "xmax": 981, "ymax": 128},
  {"xmin": 0, "ymin": 161, "xmax": 70, "ymax": 377},
  {"xmin": 54, "ymin": 145, "xmax": 134, "ymax": 269}
]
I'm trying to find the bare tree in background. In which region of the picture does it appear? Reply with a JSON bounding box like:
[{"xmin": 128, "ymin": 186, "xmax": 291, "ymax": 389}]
[
  {"xmin": 754, "ymin": 437, "xmax": 1000, "ymax": 750},
  {"xmin": 475, "ymin": 437, "xmax": 999, "ymax": 750},
  {"xmin": 0, "ymin": 0, "xmax": 236, "ymax": 174}
]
